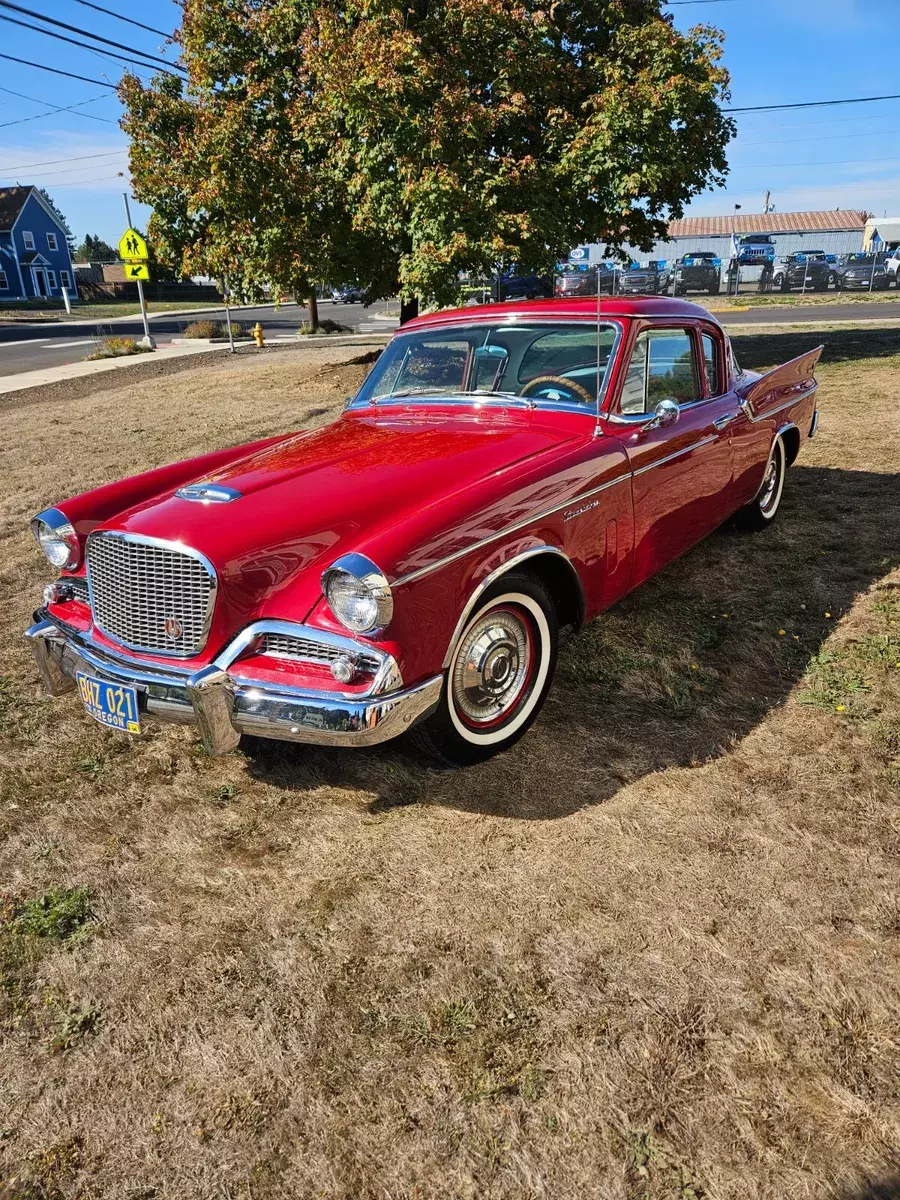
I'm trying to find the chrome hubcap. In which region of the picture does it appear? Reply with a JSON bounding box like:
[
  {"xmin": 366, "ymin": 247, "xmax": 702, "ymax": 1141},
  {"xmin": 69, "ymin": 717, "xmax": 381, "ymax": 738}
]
[
  {"xmin": 452, "ymin": 608, "xmax": 531, "ymax": 725},
  {"xmin": 759, "ymin": 453, "xmax": 780, "ymax": 512}
]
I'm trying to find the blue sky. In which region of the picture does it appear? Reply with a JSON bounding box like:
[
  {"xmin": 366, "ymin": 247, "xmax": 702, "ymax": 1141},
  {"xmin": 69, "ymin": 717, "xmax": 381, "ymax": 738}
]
[{"xmin": 0, "ymin": 0, "xmax": 897, "ymax": 248}]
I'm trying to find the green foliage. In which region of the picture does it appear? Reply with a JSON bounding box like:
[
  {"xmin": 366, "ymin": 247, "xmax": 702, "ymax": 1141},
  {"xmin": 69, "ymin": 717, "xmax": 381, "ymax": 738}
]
[
  {"xmin": 85, "ymin": 337, "xmax": 150, "ymax": 361},
  {"xmin": 182, "ymin": 319, "xmax": 248, "ymax": 338},
  {"xmin": 73, "ymin": 233, "xmax": 117, "ymax": 262},
  {"xmin": 120, "ymin": 0, "xmax": 733, "ymax": 308},
  {"xmin": 14, "ymin": 887, "xmax": 95, "ymax": 942}
]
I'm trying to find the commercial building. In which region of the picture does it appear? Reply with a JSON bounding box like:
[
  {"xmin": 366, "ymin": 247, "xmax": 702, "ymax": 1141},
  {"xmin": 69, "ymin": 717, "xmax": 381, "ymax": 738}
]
[
  {"xmin": 865, "ymin": 216, "xmax": 900, "ymax": 253},
  {"xmin": 570, "ymin": 209, "xmax": 869, "ymax": 266}
]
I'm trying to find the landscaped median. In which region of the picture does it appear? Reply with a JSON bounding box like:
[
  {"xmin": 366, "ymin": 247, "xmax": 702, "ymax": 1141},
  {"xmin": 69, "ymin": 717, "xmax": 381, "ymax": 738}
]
[{"xmin": 1, "ymin": 328, "xmax": 898, "ymax": 1198}]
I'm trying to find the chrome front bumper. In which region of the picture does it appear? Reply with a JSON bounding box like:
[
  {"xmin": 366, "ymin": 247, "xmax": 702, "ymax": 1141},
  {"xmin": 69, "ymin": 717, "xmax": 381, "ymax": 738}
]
[{"xmin": 26, "ymin": 616, "xmax": 442, "ymax": 756}]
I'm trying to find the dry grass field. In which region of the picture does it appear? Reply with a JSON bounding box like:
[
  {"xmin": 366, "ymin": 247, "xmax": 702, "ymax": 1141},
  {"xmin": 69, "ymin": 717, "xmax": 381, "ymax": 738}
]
[{"xmin": 1, "ymin": 329, "xmax": 899, "ymax": 1200}]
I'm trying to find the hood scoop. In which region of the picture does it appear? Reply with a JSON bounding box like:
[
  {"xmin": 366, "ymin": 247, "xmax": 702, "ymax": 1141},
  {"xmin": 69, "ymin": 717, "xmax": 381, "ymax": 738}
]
[{"xmin": 175, "ymin": 482, "xmax": 243, "ymax": 504}]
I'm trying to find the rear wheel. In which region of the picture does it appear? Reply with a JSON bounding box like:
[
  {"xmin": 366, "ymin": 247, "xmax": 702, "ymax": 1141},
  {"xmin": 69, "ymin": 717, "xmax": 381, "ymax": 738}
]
[
  {"xmin": 410, "ymin": 573, "xmax": 558, "ymax": 766},
  {"xmin": 735, "ymin": 438, "xmax": 786, "ymax": 531},
  {"xmin": 709, "ymin": 281, "xmax": 721, "ymax": 295}
]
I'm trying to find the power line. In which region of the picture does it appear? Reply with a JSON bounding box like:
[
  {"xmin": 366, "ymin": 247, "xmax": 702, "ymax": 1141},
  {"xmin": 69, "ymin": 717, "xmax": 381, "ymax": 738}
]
[
  {"xmin": 0, "ymin": 53, "xmax": 110, "ymax": 85},
  {"xmin": 44, "ymin": 173, "xmax": 129, "ymax": 187},
  {"xmin": 0, "ymin": 1, "xmax": 184, "ymax": 74},
  {"xmin": 0, "ymin": 149, "xmax": 126, "ymax": 170},
  {"xmin": 0, "ymin": 157, "xmax": 127, "ymax": 181},
  {"xmin": 0, "ymin": 86, "xmax": 115, "ymax": 127},
  {"xmin": 0, "ymin": 11, "xmax": 183, "ymax": 79},
  {"xmin": 67, "ymin": 0, "xmax": 171, "ymax": 40},
  {"xmin": 736, "ymin": 127, "xmax": 900, "ymax": 148},
  {"xmin": 730, "ymin": 155, "xmax": 896, "ymax": 169},
  {"xmin": 725, "ymin": 92, "xmax": 900, "ymax": 114}
]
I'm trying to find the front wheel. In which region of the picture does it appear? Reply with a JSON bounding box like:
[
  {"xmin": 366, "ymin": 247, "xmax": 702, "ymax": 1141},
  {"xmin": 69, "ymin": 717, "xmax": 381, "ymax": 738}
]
[
  {"xmin": 735, "ymin": 437, "xmax": 786, "ymax": 531},
  {"xmin": 410, "ymin": 572, "xmax": 558, "ymax": 765}
]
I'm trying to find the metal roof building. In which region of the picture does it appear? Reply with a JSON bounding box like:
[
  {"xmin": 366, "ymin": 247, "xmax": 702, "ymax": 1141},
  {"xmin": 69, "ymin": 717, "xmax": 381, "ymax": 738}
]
[{"xmin": 574, "ymin": 209, "xmax": 869, "ymax": 265}]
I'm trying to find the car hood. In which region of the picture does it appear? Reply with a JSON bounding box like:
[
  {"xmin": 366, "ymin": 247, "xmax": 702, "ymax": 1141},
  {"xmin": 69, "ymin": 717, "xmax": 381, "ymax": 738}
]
[{"xmin": 99, "ymin": 407, "xmax": 581, "ymax": 649}]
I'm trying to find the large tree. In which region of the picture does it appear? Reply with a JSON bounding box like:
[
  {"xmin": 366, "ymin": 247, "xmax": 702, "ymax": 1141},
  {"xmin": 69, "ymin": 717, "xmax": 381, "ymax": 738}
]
[{"xmin": 121, "ymin": 0, "xmax": 733, "ymax": 322}]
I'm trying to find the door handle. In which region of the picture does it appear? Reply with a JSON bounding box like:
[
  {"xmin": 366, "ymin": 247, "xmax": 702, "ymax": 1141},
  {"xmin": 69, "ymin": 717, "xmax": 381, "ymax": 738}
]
[{"xmin": 713, "ymin": 412, "xmax": 737, "ymax": 431}]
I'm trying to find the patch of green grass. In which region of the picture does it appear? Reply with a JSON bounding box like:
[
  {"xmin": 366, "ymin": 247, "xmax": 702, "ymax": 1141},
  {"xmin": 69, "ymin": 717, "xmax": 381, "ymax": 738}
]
[
  {"xmin": 800, "ymin": 634, "xmax": 900, "ymax": 715},
  {"xmin": 84, "ymin": 336, "xmax": 150, "ymax": 361},
  {"xmin": 14, "ymin": 887, "xmax": 95, "ymax": 942}
]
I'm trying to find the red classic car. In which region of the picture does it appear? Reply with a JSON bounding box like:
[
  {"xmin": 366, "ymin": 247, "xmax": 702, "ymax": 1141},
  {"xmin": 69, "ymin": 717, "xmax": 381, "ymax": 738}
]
[{"xmin": 27, "ymin": 297, "xmax": 821, "ymax": 765}]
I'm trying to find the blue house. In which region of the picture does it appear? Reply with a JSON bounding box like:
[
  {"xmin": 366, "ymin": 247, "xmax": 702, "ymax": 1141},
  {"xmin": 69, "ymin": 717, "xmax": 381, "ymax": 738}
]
[{"xmin": 0, "ymin": 186, "xmax": 78, "ymax": 302}]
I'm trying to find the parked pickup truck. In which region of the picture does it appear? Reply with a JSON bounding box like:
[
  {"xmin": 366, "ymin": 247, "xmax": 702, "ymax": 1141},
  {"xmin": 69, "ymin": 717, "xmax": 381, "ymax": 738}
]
[
  {"xmin": 772, "ymin": 251, "xmax": 836, "ymax": 292},
  {"xmin": 672, "ymin": 253, "xmax": 721, "ymax": 295},
  {"xmin": 885, "ymin": 249, "xmax": 900, "ymax": 287},
  {"xmin": 619, "ymin": 261, "xmax": 670, "ymax": 295}
]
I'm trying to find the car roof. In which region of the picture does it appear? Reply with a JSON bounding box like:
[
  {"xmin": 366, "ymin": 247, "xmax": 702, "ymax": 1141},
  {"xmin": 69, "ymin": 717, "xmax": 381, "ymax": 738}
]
[{"xmin": 402, "ymin": 296, "xmax": 721, "ymax": 331}]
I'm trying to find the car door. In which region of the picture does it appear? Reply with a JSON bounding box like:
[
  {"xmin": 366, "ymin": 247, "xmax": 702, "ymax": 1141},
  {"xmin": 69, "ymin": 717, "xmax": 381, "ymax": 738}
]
[{"xmin": 602, "ymin": 322, "xmax": 736, "ymax": 588}]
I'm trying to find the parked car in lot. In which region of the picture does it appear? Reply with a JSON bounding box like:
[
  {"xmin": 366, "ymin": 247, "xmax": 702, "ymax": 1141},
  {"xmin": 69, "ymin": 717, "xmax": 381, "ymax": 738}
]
[
  {"xmin": 331, "ymin": 286, "xmax": 367, "ymax": 303},
  {"xmin": 493, "ymin": 269, "xmax": 553, "ymax": 301},
  {"xmin": 735, "ymin": 234, "xmax": 776, "ymax": 265},
  {"xmin": 27, "ymin": 297, "xmax": 821, "ymax": 765},
  {"xmin": 554, "ymin": 265, "xmax": 616, "ymax": 297},
  {"xmin": 835, "ymin": 254, "xmax": 891, "ymax": 290},
  {"xmin": 619, "ymin": 261, "xmax": 670, "ymax": 295},
  {"xmin": 672, "ymin": 253, "xmax": 721, "ymax": 295},
  {"xmin": 884, "ymin": 248, "xmax": 900, "ymax": 287},
  {"xmin": 772, "ymin": 251, "xmax": 836, "ymax": 292}
]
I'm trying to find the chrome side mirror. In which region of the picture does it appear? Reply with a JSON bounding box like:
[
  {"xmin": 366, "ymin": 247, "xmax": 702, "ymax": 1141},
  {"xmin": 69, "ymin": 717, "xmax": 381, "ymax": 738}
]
[{"xmin": 642, "ymin": 398, "xmax": 679, "ymax": 432}]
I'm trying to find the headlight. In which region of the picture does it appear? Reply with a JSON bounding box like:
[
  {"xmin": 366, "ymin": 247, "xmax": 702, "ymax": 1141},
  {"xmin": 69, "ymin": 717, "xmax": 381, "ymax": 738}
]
[
  {"xmin": 30, "ymin": 507, "xmax": 80, "ymax": 570},
  {"xmin": 321, "ymin": 552, "xmax": 393, "ymax": 634}
]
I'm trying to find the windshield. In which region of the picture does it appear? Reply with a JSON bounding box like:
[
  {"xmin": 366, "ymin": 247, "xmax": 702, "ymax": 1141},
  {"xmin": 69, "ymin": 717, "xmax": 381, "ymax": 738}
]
[{"xmin": 352, "ymin": 321, "xmax": 619, "ymax": 409}]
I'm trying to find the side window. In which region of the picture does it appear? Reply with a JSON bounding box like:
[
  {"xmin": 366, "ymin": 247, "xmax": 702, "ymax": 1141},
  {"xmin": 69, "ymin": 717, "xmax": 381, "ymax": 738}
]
[
  {"xmin": 46, "ymin": 232, "xmax": 58, "ymax": 251},
  {"xmin": 22, "ymin": 231, "xmax": 35, "ymax": 250},
  {"xmin": 702, "ymin": 333, "xmax": 721, "ymax": 395},
  {"xmin": 618, "ymin": 329, "xmax": 700, "ymax": 414},
  {"xmin": 0, "ymin": 270, "xmax": 8, "ymax": 290}
]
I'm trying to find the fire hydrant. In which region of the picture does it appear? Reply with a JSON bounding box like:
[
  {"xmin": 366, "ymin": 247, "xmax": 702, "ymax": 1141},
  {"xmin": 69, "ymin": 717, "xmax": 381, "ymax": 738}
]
[{"xmin": 252, "ymin": 322, "xmax": 265, "ymax": 348}]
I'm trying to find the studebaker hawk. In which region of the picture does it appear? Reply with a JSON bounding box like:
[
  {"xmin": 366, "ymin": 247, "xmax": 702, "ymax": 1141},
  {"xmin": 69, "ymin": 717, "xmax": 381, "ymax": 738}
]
[{"xmin": 27, "ymin": 297, "xmax": 821, "ymax": 765}]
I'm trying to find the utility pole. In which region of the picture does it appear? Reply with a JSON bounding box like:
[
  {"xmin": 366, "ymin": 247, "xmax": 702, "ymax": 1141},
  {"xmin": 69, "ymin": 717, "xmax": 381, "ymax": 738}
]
[
  {"xmin": 763, "ymin": 190, "xmax": 772, "ymax": 214},
  {"xmin": 122, "ymin": 192, "xmax": 155, "ymax": 350}
]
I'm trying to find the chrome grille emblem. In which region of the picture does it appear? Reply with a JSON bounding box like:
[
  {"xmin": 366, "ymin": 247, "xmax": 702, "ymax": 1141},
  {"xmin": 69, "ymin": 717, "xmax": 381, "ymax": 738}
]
[
  {"xmin": 164, "ymin": 616, "xmax": 183, "ymax": 640},
  {"xmin": 86, "ymin": 533, "xmax": 216, "ymax": 658}
]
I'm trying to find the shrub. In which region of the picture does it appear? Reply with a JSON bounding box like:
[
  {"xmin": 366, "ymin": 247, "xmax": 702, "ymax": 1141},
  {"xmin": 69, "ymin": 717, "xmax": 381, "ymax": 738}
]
[
  {"xmin": 182, "ymin": 319, "xmax": 222, "ymax": 338},
  {"xmin": 182, "ymin": 320, "xmax": 249, "ymax": 339},
  {"xmin": 298, "ymin": 318, "xmax": 351, "ymax": 335},
  {"xmin": 85, "ymin": 336, "xmax": 149, "ymax": 360}
]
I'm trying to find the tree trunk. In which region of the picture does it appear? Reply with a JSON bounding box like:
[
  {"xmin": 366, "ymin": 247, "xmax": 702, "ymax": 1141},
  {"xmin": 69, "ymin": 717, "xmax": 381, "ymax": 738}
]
[
  {"xmin": 307, "ymin": 293, "xmax": 319, "ymax": 331},
  {"xmin": 399, "ymin": 296, "xmax": 419, "ymax": 325}
]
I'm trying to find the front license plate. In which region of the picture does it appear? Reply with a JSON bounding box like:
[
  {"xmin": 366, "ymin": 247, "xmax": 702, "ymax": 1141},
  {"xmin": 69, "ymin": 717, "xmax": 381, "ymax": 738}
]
[{"xmin": 76, "ymin": 672, "xmax": 141, "ymax": 734}]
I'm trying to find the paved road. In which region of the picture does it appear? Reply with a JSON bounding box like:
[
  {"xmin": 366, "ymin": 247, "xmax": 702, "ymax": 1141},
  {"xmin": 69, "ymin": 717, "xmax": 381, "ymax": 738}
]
[
  {"xmin": 0, "ymin": 301, "xmax": 395, "ymax": 378},
  {"xmin": 2, "ymin": 296, "xmax": 898, "ymax": 378}
]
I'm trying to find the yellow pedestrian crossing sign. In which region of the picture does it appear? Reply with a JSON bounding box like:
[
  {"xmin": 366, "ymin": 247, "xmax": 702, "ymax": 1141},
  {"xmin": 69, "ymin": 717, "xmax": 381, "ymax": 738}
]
[
  {"xmin": 118, "ymin": 228, "xmax": 149, "ymax": 261},
  {"xmin": 124, "ymin": 262, "xmax": 150, "ymax": 281}
]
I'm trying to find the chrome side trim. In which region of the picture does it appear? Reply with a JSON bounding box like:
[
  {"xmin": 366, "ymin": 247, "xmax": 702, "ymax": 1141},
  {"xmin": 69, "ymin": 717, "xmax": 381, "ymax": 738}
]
[
  {"xmin": 809, "ymin": 410, "xmax": 819, "ymax": 439},
  {"xmin": 632, "ymin": 435, "xmax": 718, "ymax": 478},
  {"xmin": 740, "ymin": 383, "xmax": 818, "ymax": 424},
  {"xmin": 392, "ymin": 473, "xmax": 630, "ymax": 588},
  {"xmin": 86, "ymin": 531, "xmax": 219, "ymax": 660},
  {"xmin": 440, "ymin": 545, "xmax": 584, "ymax": 669}
]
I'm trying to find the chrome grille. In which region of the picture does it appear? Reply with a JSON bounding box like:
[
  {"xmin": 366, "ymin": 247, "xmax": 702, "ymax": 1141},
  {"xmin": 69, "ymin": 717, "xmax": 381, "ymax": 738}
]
[
  {"xmin": 67, "ymin": 576, "xmax": 90, "ymax": 603},
  {"xmin": 262, "ymin": 633, "xmax": 378, "ymax": 672},
  {"xmin": 87, "ymin": 533, "xmax": 215, "ymax": 657}
]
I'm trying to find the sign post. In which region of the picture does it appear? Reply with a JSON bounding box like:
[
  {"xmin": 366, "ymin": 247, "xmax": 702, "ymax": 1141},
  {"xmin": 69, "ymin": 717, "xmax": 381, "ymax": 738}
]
[{"xmin": 121, "ymin": 194, "xmax": 155, "ymax": 349}]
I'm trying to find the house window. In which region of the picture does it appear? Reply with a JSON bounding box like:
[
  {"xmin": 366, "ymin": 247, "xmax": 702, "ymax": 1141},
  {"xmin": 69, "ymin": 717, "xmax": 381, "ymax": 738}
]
[
  {"xmin": 46, "ymin": 232, "xmax": 58, "ymax": 251},
  {"xmin": 22, "ymin": 231, "xmax": 35, "ymax": 250},
  {"xmin": 0, "ymin": 270, "xmax": 8, "ymax": 290},
  {"xmin": 60, "ymin": 270, "xmax": 71, "ymax": 289},
  {"xmin": 46, "ymin": 270, "xmax": 57, "ymax": 289}
]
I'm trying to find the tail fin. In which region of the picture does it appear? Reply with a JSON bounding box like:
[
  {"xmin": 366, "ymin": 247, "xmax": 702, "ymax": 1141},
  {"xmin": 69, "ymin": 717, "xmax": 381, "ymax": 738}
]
[{"xmin": 736, "ymin": 345, "xmax": 823, "ymax": 420}]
